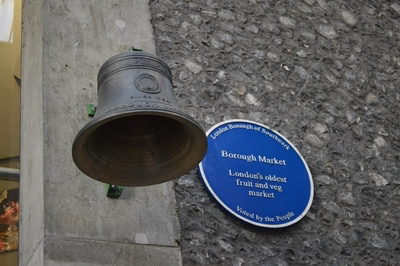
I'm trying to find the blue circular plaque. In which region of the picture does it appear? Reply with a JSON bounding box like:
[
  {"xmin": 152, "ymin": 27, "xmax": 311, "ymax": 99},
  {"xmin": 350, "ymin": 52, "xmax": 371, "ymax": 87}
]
[{"xmin": 198, "ymin": 120, "xmax": 313, "ymax": 228}]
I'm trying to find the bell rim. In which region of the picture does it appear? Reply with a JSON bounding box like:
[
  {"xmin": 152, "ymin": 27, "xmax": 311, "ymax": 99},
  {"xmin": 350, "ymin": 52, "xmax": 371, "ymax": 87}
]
[{"xmin": 72, "ymin": 108, "xmax": 207, "ymax": 186}]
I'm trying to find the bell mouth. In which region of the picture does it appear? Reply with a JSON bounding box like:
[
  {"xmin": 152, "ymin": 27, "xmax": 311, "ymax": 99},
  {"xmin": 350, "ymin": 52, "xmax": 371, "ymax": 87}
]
[{"xmin": 72, "ymin": 110, "xmax": 207, "ymax": 186}]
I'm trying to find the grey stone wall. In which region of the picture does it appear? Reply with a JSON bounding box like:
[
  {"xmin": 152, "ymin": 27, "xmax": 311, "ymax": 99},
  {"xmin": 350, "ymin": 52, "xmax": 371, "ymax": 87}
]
[
  {"xmin": 41, "ymin": 0, "xmax": 181, "ymax": 263},
  {"xmin": 21, "ymin": 1, "xmax": 182, "ymax": 265},
  {"xmin": 150, "ymin": 0, "xmax": 400, "ymax": 265}
]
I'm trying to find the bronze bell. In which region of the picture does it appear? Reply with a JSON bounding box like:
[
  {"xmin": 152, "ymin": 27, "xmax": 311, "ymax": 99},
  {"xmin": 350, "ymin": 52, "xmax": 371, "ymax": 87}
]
[{"xmin": 72, "ymin": 51, "xmax": 207, "ymax": 186}]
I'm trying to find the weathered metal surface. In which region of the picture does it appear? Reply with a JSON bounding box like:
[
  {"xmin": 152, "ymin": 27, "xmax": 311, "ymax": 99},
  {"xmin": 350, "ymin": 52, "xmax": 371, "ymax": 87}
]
[{"xmin": 72, "ymin": 51, "xmax": 207, "ymax": 186}]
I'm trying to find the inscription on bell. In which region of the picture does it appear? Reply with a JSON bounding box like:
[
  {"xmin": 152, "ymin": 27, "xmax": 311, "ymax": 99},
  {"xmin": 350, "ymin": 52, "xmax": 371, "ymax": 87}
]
[{"xmin": 135, "ymin": 74, "xmax": 160, "ymax": 94}]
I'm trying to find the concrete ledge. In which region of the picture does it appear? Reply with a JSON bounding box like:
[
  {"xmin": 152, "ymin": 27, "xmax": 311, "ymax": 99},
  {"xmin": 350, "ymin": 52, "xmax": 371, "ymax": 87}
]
[
  {"xmin": 44, "ymin": 236, "xmax": 182, "ymax": 266},
  {"xmin": 20, "ymin": 0, "xmax": 45, "ymax": 264},
  {"xmin": 26, "ymin": 238, "xmax": 44, "ymax": 266}
]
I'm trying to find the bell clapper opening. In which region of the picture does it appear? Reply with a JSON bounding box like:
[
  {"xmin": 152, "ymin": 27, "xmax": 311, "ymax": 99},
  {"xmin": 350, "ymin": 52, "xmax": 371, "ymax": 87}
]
[{"xmin": 88, "ymin": 102, "xmax": 125, "ymax": 198}]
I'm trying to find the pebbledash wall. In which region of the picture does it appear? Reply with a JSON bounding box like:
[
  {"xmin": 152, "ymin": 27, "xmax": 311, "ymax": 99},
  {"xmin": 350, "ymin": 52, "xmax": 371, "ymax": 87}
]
[
  {"xmin": 150, "ymin": 0, "xmax": 400, "ymax": 265},
  {"xmin": 19, "ymin": 0, "xmax": 400, "ymax": 265}
]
